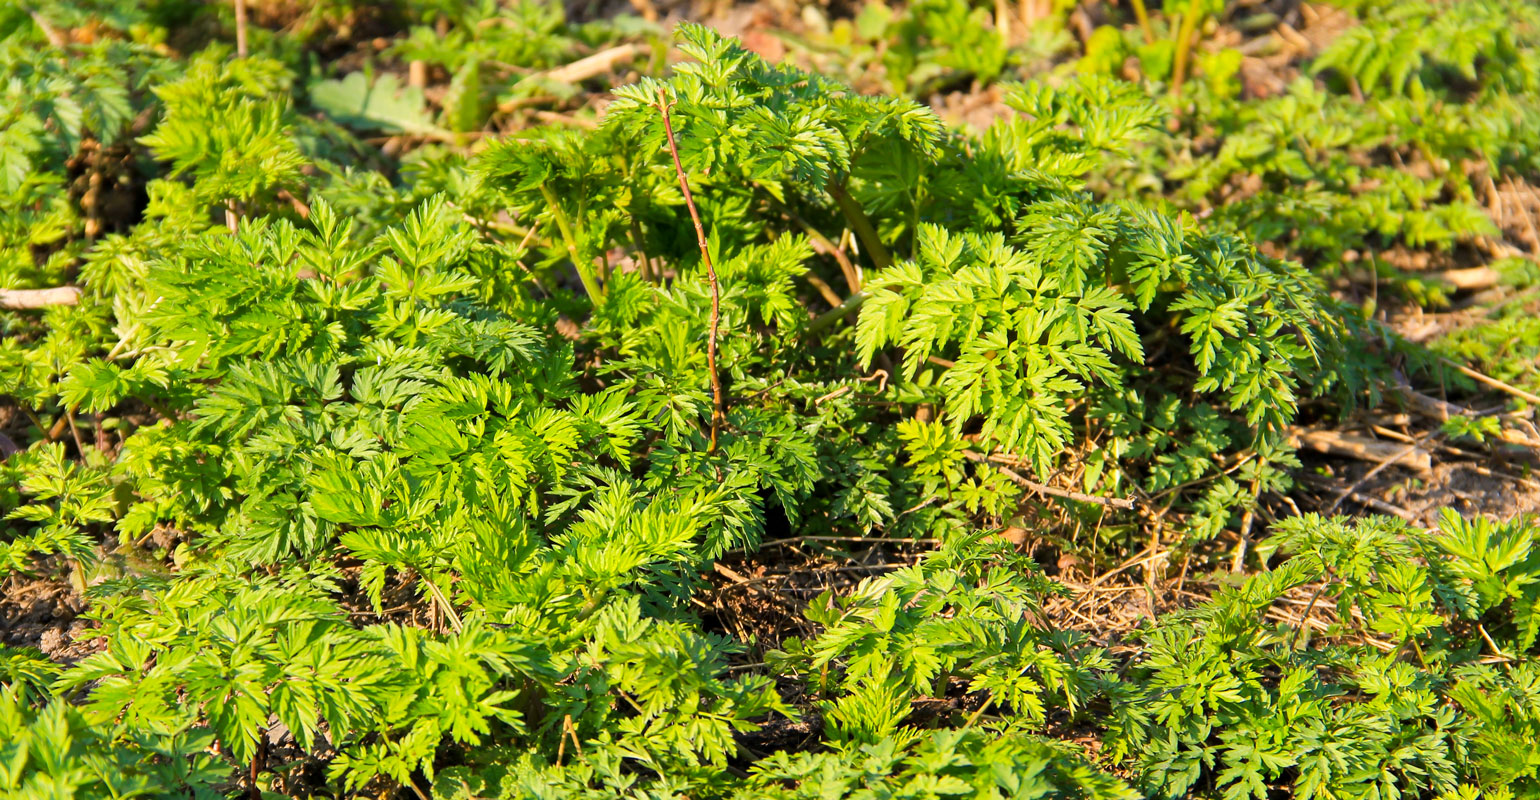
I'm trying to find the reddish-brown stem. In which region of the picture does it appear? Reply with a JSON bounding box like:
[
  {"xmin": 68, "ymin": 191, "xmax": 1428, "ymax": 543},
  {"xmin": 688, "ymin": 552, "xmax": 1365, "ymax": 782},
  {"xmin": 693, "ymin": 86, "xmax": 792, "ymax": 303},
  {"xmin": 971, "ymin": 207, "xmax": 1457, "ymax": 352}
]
[
  {"xmin": 248, "ymin": 731, "xmax": 266, "ymax": 800},
  {"xmin": 48, "ymin": 412, "xmax": 68, "ymax": 442},
  {"xmin": 656, "ymin": 87, "xmax": 725, "ymax": 454}
]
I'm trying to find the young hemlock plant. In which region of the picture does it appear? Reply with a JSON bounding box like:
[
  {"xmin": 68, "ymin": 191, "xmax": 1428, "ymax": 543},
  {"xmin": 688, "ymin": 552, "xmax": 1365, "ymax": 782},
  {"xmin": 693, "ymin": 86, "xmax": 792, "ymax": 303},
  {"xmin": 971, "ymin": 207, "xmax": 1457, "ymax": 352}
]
[
  {"xmin": 3, "ymin": 3, "xmax": 1540, "ymax": 799},
  {"xmin": 1109, "ymin": 0, "xmax": 1539, "ymax": 296}
]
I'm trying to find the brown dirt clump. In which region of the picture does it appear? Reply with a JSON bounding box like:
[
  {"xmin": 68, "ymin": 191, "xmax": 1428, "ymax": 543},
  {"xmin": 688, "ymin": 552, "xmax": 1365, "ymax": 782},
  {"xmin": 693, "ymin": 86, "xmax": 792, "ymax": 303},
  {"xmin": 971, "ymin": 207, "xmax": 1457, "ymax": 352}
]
[{"xmin": 2, "ymin": 573, "xmax": 88, "ymax": 660}]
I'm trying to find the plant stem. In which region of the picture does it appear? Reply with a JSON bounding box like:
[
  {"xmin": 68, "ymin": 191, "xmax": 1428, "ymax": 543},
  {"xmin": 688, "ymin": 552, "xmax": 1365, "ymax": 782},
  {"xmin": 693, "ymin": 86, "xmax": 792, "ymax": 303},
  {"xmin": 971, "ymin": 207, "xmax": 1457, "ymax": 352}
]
[
  {"xmin": 419, "ymin": 573, "xmax": 464, "ymax": 634},
  {"xmin": 1170, "ymin": 0, "xmax": 1205, "ymax": 97},
  {"xmin": 1231, "ymin": 477, "xmax": 1261, "ymax": 573},
  {"xmin": 25, "ymin": 6, "xmax": 66, "ymax": 47},
  {"xmin": 806, "ymin": 291, "xmax": 868, "ymax": 337},
  {"xmin": 0, "ymin": 286, "xmax": 81, "ymax": 309},
  {"xmin": 539, "ymin": 183, "xmax": 604, "ymax": 303},
  {"xmin": 656, "ymin": 87, "xmax": 725, "ymax": 454},
  {"xmin": 962, "ymin": 695, "xmax": 995, "ymax": 728},
  {"xmin": 1129, "ymin": 0, "xmax": 1155, "ymax": 45},
  {"xmin": 828, "ymin": 181, "xmax": 890, "ymax": 276},
  {"xmin": 964, "ymin": 450, "xmax": 1137, "ymax": 509},
  {"xmin": 629, "ymin": 217, "xmax": 654, "ymax": 283},
  {"xmin": 21, "ymin": 407, "xmax": 47, "ymax": 439},
  {"xmin": 63, "ymin": 409, "xmax": 87, "ymax": 456},
  {"xmin": 1017, "ymin": 0, "xmax": 1041, "ymax": 26},
  {"xmin": 234, "ymin": 0, "xmax": 248, "ymax": 58},
  {"xmin": 781, "ymin": 203, "xmax": 861, "ymax": 295},
  {"xmin": 1287, "ymin": 583, "xmax": 1326, "ymax": 653},
  {"xmin": 248, "ymin": 732, "xmax": 266, "ymax": 800},
  {"xmin": 144, "ymin": 396, "xmax": 176, "ymax": 422}
]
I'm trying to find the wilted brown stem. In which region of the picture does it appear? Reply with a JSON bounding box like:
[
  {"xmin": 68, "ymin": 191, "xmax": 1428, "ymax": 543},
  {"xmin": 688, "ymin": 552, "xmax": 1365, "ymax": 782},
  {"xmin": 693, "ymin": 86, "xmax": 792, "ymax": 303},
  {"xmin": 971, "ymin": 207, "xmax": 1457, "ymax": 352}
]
[{"xmin": 657, "ymin": 88, "xmax": 725, "ymax": 454}]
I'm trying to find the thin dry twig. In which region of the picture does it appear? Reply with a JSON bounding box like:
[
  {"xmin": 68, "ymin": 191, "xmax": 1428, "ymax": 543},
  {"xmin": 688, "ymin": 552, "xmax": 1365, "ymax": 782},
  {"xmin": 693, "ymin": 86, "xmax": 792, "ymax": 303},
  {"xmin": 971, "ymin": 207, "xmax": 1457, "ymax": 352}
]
[
  {"xmin": 783, "ymin": 206, "xmax": 861, "ymax": 295},
  {"xmin": 1347, "ymin": 492, "xmax": 1419, "ymax": 521},
  {"xmin": 27, "ymin": 7, "xmax": 66, "ymax": 46},
  {"xmin": 1082, "ymin": 547, "xmax": 1165, "ymax": 591},
  {"xmin": 1290, "ymin": 428, "xmax": 1433, "ymax": 472},
  {"xmin": 499, "ymin": 45, "xmax": 641, "ymax": 114},
  {"xmin": 1508, "ymin": 177, "xmax": 1540, "ymax": 256},
  {"xmin": 757, "ymin": 535, "xmax": 939, "ymax": 548},
  {"xmin": 1232, "ymin": 477, "xmax": 1261, "ymax": 573},
  {"xmin": 803, "ymin": 272, "xmax": 846, "ymax": 309},
  {"xmin": 533, "ymin": 110, "xmax": 598, "ymax": 130},
  {"xmin": 964, "ymin": 451, "xmax": 1136, "ymax": 510},
  {"xmin": 544, "ymin": 44, "xmax": 639, "ymax": 85},
  {"xmin": 557, "ymin": 714, "xmax": 584, "ymax": 766},
  {"xmin": 713, "ymin": 562, "xmax": 763, "ymax": 589},
  {"xmin": 0, "ymin": 286, "xmax": 81, "ymax": 309},
  {"xmin": 1287, "ymin": 583, "xmax": 1328, "ymax": 652},
  {"xmin": 233, "ymin": 0, "xmax": 248, "ymax": 57},
  {"xmin": 1326, "ymin": 428, "xmax": 1442, "ymax": 514},
  {"xmin": 1435, "ymin": 265, "xmax": 1501, "ymax": 290},
  {"xmin": 63, "ymin": 410, "xmax": 87, "ymax": 461},
  {"xmin": 1442, "ymin": 357, "xmax": 1540, "ymax": 407},
  {"xmin": 1393, "ymin": 381, "xmax": 1539, "ymax": 447},
  {"xmin": 419, "ymin": 574, "xmax": 464, "ymax": 634},
  {"xmin": 1298, "ymin": 474, "xmax": 1419, "ymax": 521},
  {"xmin": 657, "ymin": 88, "xmax": 725, "ymax": 454},
  {"xmin": 277, "ymin": 189, "xmax": 310, "ymax": 219},
  {"xmin": 1478, "ymin": 622, "xmax": 1513, "ymax": 661}
]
